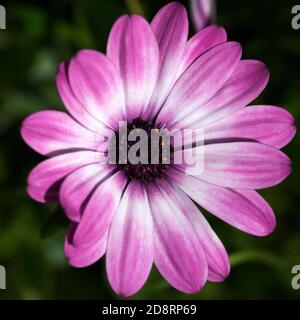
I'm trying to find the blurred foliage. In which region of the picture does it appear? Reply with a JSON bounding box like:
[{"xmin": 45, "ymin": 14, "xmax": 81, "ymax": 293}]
[{"xmin": 0, "ymin": 0, "xmax": 299, "ymax": 299}]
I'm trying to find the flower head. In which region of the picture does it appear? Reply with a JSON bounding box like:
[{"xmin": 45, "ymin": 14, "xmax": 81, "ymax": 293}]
[{"xmin": 21, "ymin": 2, "xmax": 296, "ymax": 296}]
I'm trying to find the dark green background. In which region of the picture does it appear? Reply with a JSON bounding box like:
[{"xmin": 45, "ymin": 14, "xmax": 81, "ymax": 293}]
[{"xmin": 0, "ymin": 0, "xmax": 299, "ymax": 299}]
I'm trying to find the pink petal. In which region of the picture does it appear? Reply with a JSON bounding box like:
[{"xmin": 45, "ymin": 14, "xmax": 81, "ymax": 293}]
[
  {"xmin": 160, "ymin": 179, "xmax": 230, "ymax": 282},
  {"xmin": 147, "ymin": 183, "xmax": 208, "ymax": 294},
  {"xmin": 107, "ymin": 15, "xmax": 159, "ymax": 122},
  {"xmin": 203, "ymin": 105, "xmax": 296, "ymax": 149},
  {"xmin": 175, "ymin": 60, "xmax": 269, "ymax": 129},
  {"xmin": 175, "ymin": 25, "xmax": 227, "ymax": 81},
  {"xmin": 68, "ymin": 50, "xmax": 126, "ymax": 130},
  {"xmin": 21, "ymin": 110, "xmax": 104, "ymax": 156},
  {"xmin": 168, "ymin": 169, "xmax": 276, "ymax": 236},
  {"xmin": 143, "ymin": 2, "xmax": 188, "ymax": 119},
  {"xmin": 73, "ymin": 172, "xmax": 126, "ymax": 248},
  {"xmin": 65, "ymin": 223, "xmax": 108, "ymax": 268},
  {"xmin": 27, "ymin": 151, "xmax": 104, "ymax": 203},
  {"xmin": 158, "ymin": 42, "xmax": 242, "ymax": 126},
  {"xmin": 190, "ymin": 0, "xmax": 216, "ymax": 31},
  {"xmin": 106, "ymin": 182, "xmax": 154, "ymax": 296},
  {"xmin": 56, "ymin": 62, "xmax": 107, "ymax": 134},
  {"xmin": 176, "ymin": 142, "xmax": 291, "ymax": 189},
  {"xmin": 59, "ymin": 164, "xmax": 114, "ymax": 222}
]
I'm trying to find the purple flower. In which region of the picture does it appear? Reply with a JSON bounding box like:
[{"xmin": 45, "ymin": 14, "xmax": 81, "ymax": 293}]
[
  {"xmin": 190, "ymin": 0, "xmax": 216, "ymax": 31},
  {"xmin": 21, "ymin": 2, "xmax": 296, "ymax": 296}
]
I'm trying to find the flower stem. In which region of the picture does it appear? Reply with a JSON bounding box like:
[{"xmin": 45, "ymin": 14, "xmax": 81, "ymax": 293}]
[{"xmin": 230, "ymin": 250, "xmax": 284, "ymax": 270}]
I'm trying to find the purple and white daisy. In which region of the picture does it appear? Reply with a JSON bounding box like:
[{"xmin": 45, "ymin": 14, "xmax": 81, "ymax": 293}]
[{"xmin": 21, "ymin": 2, "xmax": 296, "ymax": 296}]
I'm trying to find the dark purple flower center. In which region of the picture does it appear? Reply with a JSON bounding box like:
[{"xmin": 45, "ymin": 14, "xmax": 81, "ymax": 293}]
[{"xmin": 111, "ymin": 118, "xmax": 171, "ymax": 183}]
